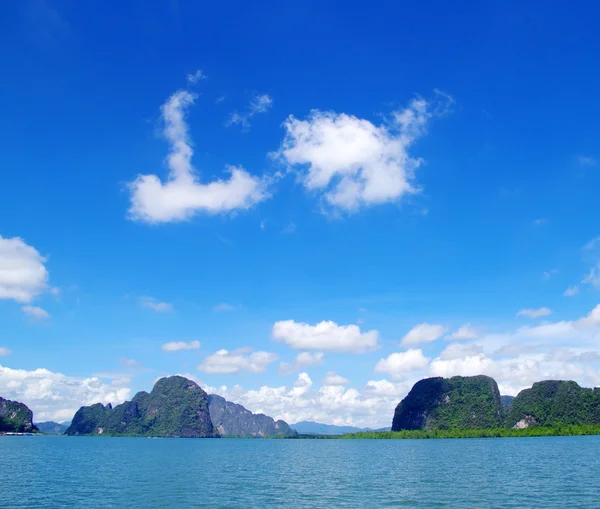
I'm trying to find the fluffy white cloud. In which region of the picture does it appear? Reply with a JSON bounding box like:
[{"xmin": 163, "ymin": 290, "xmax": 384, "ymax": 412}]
[
  {"xmin": 323, "ymin": 371, "xmax": 349, "ymax": 386},
  {"xmin": 187, "ymin": 69, "xmax": 206, "ymax": 84},
  {"xmin": 364, "ymin": 379, "xmax": 409, "ymax": 397},
  {"xmin": 161, "ymin": 340, "xmax": 200, "ymax": 352},
  {"xmin": 198, "ymin": 348, "xmax": 278, "ymax": 374},
  {"xmin": 279, "ymin": 352, "xmax": 324, "ymax": 375},
  {"xmin": 0, "ymin": 235, "xmax": 49, "ymax": 303},
  {"xmin": 438, "ymin": 343, "xmax": 484, "ymax": 360},
  {"xmin": 0, "ymin": 347, "xmax": 11, "ymax": 357},
  {"xmin": 272, "ymin": 320, "xmax": 379, "ymax": 353},
  {"xmin": 517, "ymin": 307, "xmax": 552, "ymax": 318},
  {"xmin": 401, "ymin": 323, "xmax": 447, "ymax": 346},
  {"xmin": 139, "ymin": 296, "xmax": 173, "ymax": 313},
  {"xmin": 273, "ymin": 92, "xmax": 452, "ymax": 212},
  {"xmin": 206, "ymin": 372, "xmax": 410, "ymax": 428},
  {"xmin": 374, "ymin": 349, "xmax": 429, "ymax": 375},
  {"xmin": 0, "ymin": 364, "xmax": 131, "ymax": 422},
  {"xmin": 448, "ymin": 323, "xmax": 479, "ymax": 340},
  {"xmin": 128, "ymin": 90, "xmax": 268, "ymax": 223},
  {"xmin": 427, "ymin": 304, "xmax": 600, "ymax": 395},
  {"xmin": 21, "ymin": 305, "xmax": 50, "ymax": 320},
  {"xmin": 226, "ymin": 93, "xmax": 273, "ymax": 129}
]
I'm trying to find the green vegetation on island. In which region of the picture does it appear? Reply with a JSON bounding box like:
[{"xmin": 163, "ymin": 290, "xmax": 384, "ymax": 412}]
[
  {"xmin": 338, "ymin": 425, "xmax": 600, "ymax": 439},
  {"xmin": 66, "ymin": 376, "xmax": 218, "ymax": 437},
  {"xmin": 392, "ymin": 375, "xmax": 503, "ymax": 431},
  {"xmin": 505, "ymin": 380, "xmax": 600, "ymax": 428},
  {"xmin": 65, "ymin": 376, "xmax": 296, "ymax": 438},
  {"xmin": 0, "ymin": 397, "xmax": 38, "ymax": 433}
]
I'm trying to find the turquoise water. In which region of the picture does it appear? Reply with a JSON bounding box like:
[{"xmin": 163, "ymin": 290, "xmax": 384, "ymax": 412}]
[{"xmin": 1, "ymin": 436, "xmax": 599, "ymax": 508}]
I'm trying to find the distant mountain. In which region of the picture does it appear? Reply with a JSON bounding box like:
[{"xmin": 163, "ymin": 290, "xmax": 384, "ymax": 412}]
[
  {"xmin": 66, "ymin": 376, "xmax": 217, "ymax": 437},
  {"xmin": 392, "ymin": 375, "xmax": 503, "ymax": 431},
  {"xmin": 0, "ymin": 397, "xmax": 38, "ymax": 433},
  {"xmin": 500, "ymin": 395, "xmax": 515, "ymax": 412},
  {"xmin": 506, "ymin": 380, "xmax": 600, "ymax": 428},
  {"xmin": 290, "ymin": 421, "xmax": 390, "ymax": 435},
  {"xmin": 36, "ymin": 421, "xmax": 70, "ymax": 435},
  {"xmin": 208, "ymin": 394, "xmax": 296, "ymax": 437}
]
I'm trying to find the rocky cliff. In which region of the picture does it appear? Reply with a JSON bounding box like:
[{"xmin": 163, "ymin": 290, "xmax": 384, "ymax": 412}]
[
  {"xmin": 505, "ymin": 380, "xmax": 600, "ymax": 428},
  {"xmin": 0, "ymin": 397, "xmax": 38, "ymax": 433},
  {"xmin": 65, "ymin": 376, "xmax": 217, "ymax": 437},
  {"xmin": 208, "ymin": 394, "xmax": 296, "ymax": 436},
  {"xmin": 391, "ymin": 375, "xmax": 503, "ymax": 431}
]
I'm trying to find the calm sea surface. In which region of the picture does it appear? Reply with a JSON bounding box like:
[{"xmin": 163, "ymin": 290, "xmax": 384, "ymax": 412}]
[{"xmin": 1, "ymin": 436, "xmax": 599, "ymax": 508}]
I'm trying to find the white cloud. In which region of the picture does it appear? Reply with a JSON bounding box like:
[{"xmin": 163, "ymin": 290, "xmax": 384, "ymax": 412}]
[
  {"xmin": 401, "ymin": 323, "xmax": 447, "ymax": 346},
  {"xmin": 323, "ymin": 371, "xmax": 349, "ymax": 386},
  {"xmin": 426, "ymin": 304, "xmax": 600, "ymax": 395},
  {"xmin": 583, "ymin": 264, "xmax": 600, "ymax": 288},
  {"xmin": 365, "ymin": 379, "xmax": 408, "ymax": 397},
  {"xmin": 430, "ymin": 354, "xmax": 494, "ymax": 378},
  {"xmin": 128, "ymin": 90, "xmax": 268, "ymax": 223},
  {"xmin": 374, "ymin": 349, "xmax": 429, "ymax": 375},
  {"xmin": 0, "ymin": 235, "xmax": 49, "ymax": 303},
  {"xmin": 272, "ymin": 320, "xmax": 379, "ymax": 353},
  {"xmin": 517, "ymin": 307, "xmax": 552, "ymax": 318},
  {"xmin": 279, "ymin": 352, "xmax": 324, "ymax": 375},
  {"xmin": 139, "ymin": 296, "xmax": 173, "ymax": 313},
  {"xmin": 564, "ymin": 285, "xmax": 580, "ymax": 297},
  {"xmin": 21, "ymin": 305, "xmax": 50, "ymax": 320},
  {"xmin": 161, "ymin": 340, "xmax": 200, "ymax": 352},
  {"xmin": 0, "ymin": 347, "xmax": 11, "ymax": 357},
  {"xmin": 0, "ymin": 364, "xmax": 131, "ymax": 422},
  {"xmin": 187, "ymin": 69, "xmax": 206, "ymax": 84},
  {"xmin": 273, "ymin": 92, "xmax": 452, "ymax": 212},
  {"xmin": 198, "ymin": 348, "xmax": 278, "ymax": 374},
  {"xmin": 206, "ymin": 372, "xmax": 411, "ymax": 428},
  {"xmin": 226, "ymin": 93, "xmax": 273, "ymax": 129},
  {"xmin": 448, "ymin": 323, "xmax": 479, "ymax": 340},
  {"xmin": 438, "ymin": 343, "xmax": 484, "ymax": 360}
]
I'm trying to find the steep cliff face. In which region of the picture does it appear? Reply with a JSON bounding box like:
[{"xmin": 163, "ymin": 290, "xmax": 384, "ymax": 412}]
[
  {"xmin": 66, "ymin": 376, "xmax": 217, "ymax": 437},
  {"xmin": 0, "ymin": 397, "xmax": 38, "ymax": 433},
  {"xmin": 208, "ymin": 394, "xmax": 296, "ymax": 436},
  {"xmin": 391, "ymin": 375, "xmax": 503, "ymax": 431},
  {"xmin": 505, "ymin": 380, "xmax": 600, "ymax": 428}
]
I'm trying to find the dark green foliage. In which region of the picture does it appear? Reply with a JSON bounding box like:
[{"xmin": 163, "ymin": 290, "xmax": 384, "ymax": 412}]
[
  {"xmin": 65, "ymin": 376, "xmax": 218, "ymax": 438},
  {"xmin": 0, "ymin": 397, "xmax": 38, "ymax": 433},
  {"xmin": 505, "ymin": 380, "xmax": 600, "ymax": 428},
  {"xmin": 337, "ymin": 425, "xmax": 600, "ymax": 439},
  {"xmin": 392, "ymin": 375, "xmax": 503, "ymax": 431},
  {"xmin": 208, "ymin": 394, "xmax": 296, "ymax": 437}
]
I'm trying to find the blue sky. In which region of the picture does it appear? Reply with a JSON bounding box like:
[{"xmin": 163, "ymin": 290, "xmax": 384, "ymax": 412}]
[{"xmin": 1, "ymin": 0, "xmax": 600, "ymax": 426}]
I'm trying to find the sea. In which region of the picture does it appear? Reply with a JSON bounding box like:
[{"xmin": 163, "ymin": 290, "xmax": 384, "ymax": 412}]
[{"xmin": 1, "ymin": 435, "xmax": 599, "ymax": 508}]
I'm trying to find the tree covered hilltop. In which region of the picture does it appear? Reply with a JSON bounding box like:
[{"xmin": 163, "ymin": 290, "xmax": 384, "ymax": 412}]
[
  {"xmin": 0, "ymin": 396, "xmax": 38, "ymax": 433},
  {"xmin": 389, "ymin": 375, "xmax": 600, "ymax": 434},
  {"xmin": 65, "ymin": 376, "xmax": 296, "ymax": 438}
]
